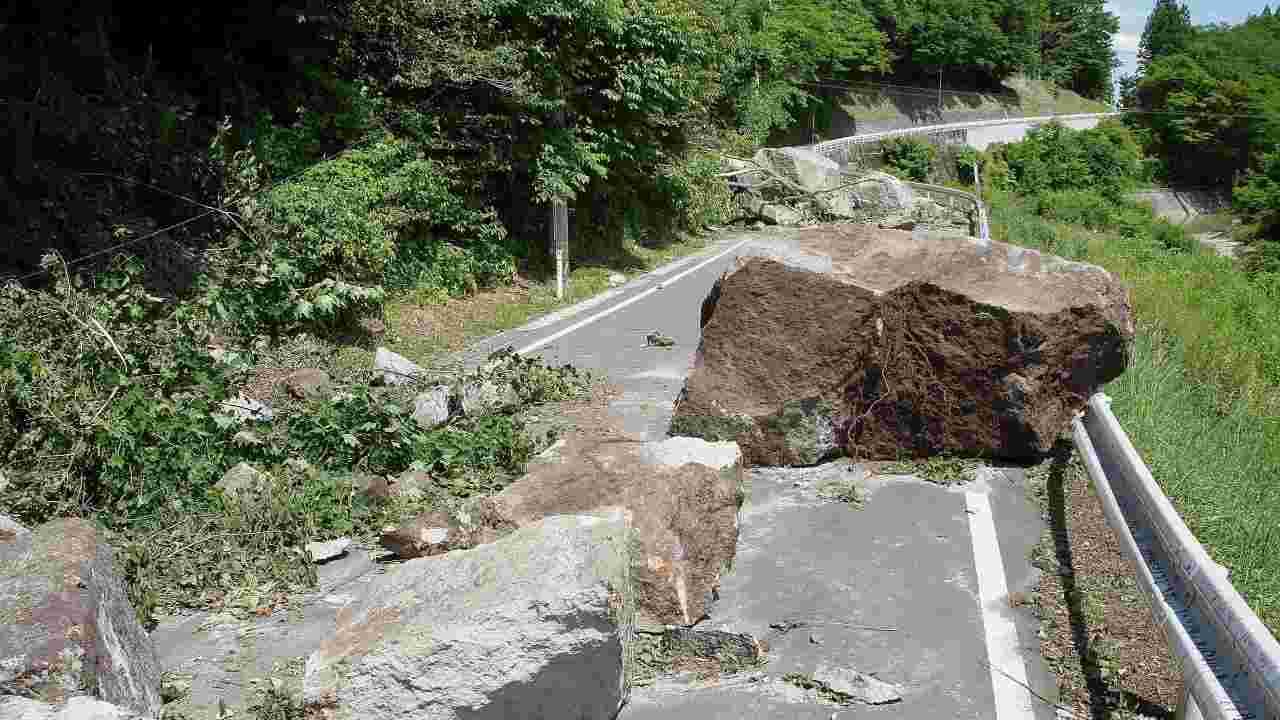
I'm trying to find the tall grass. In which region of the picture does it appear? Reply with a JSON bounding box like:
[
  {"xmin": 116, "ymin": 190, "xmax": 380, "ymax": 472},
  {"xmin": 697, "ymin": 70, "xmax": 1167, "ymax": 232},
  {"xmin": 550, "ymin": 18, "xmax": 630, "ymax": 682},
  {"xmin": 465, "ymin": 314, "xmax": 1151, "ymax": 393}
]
[
  {"xmin": 989, "ymin": 189, "xmax": 1280, "ymax": 409},
  {"xmin": 1110, "ymin": 325, "xmax": 1280, "ymax": 632},
  {"xmin": 988, "ymin": 189, "xmax": 1280, "ymax": 634}
]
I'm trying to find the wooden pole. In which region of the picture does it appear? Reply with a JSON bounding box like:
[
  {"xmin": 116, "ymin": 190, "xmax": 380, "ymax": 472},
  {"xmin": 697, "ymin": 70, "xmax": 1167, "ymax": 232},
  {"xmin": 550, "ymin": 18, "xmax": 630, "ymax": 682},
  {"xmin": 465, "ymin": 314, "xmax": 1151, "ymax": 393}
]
[{"xmin": 550, "ymin": 102, "xmax": 569, "ymax": 300}]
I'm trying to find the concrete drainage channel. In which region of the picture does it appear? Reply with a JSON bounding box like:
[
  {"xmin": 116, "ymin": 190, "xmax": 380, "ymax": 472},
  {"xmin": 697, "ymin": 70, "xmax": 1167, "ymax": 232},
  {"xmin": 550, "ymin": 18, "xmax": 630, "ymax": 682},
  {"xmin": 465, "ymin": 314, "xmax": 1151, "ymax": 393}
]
[{"xmin": 1074, "ymin": 395, "xmax": 1280, "ymax": 720}]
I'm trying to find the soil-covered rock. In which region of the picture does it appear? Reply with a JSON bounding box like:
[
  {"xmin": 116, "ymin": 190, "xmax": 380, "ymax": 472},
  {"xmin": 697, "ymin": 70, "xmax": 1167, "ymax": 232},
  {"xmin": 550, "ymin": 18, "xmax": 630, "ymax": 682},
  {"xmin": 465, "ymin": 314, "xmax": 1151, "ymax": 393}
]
[
  {"xmin": 489, "ymin": 435, "xmax": 743, "ymax": 627},
  {"xmin": 671, "ymin": 225, "xmax": 1133, "ymax": 463}
]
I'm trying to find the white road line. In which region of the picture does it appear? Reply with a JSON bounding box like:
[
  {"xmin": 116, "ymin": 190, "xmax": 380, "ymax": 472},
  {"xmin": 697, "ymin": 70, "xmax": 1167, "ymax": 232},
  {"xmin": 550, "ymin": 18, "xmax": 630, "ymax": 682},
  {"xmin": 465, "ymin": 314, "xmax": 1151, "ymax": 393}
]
[
  {"xmin": 516, "ymin": 239, "xmax": 750, "ymax": 356},
  {"xmin": 966, "ymin": 490, "xmax": 1036, "ymax": 720}
]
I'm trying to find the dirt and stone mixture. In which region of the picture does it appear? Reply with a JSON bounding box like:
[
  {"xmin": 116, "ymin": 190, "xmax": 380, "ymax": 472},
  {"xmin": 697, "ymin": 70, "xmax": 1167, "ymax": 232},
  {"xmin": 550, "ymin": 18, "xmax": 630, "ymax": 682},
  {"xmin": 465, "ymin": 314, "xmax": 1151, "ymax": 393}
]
[{"xmin": 1030, "ymin": 454, "xmax": 1180, "ymax": 718}]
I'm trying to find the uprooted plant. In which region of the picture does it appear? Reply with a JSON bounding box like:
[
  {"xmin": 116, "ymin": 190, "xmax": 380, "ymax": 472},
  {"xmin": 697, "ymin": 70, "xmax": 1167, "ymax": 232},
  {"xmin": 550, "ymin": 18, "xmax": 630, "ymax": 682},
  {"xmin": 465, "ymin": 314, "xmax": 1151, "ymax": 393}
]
[{"xmin": 0, "ymin": 256, "xmax": 596, "ymax": 624}]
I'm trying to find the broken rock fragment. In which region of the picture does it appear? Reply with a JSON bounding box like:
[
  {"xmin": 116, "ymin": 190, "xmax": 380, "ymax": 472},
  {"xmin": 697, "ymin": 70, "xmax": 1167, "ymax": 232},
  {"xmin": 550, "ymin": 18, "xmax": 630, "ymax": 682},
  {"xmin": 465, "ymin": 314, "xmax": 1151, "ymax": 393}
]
[
  {"xmin": 671, "ymin": 226, "xmax": 1133, "ymax": 463},
  {"xmin": 0, "ymin": 518, "xmax": 162, "ymax": 717},
  {"xmin": 373, "ymin": 347, "xmax": 424, "ymax": 386},
  {"xmin": 490, "ymin": 434, "xmax": 743, "ymax": 627},
  {"xmin": 812, "ymin": 665, "xmax": 903, "ymax": 705}
]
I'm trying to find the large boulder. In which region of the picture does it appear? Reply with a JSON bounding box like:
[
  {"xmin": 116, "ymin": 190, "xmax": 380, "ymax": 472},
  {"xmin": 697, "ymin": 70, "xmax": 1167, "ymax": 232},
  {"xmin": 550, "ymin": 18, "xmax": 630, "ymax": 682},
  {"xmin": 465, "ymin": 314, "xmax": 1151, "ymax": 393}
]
[
  {"xmin": 849, "ymin": 171, "xmax": 914, "ymax": 212},
  {"xmin": 303, "ymin": 512, "xmax": 637, "ymax": 720},
  {"xmin": 0, "ymin": 518, "xmax": 162, "ymax": 718},
  {"xmin": 490, "ymin": 435, "xmax": 743, "ymax": 627},
  {"xmin": 671, "ymin": 226, "xmax": 1133, "ymax": 463}
]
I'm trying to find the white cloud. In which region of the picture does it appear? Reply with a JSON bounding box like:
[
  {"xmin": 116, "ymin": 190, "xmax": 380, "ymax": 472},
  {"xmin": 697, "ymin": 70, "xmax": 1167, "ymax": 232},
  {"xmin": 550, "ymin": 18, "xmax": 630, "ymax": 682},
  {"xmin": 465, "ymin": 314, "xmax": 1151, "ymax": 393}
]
[{"xmin": 1114, "ymin": 31, "xmax": 1142, "ymax": 52}]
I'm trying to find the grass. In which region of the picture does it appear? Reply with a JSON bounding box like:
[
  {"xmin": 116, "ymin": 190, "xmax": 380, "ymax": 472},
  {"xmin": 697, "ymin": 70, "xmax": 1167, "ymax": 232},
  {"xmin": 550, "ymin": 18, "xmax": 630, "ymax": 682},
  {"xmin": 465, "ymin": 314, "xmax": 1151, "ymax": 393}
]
[
  {"xmin": 1105, "ymin": 324, "xmax": 1280, "ymax": 632},
  {"xmin": 988, "ymin": 190, "xmax": 1280, "ymax": 634},
  {"xmin": 379, "ymin": 234, "xmax": 713, "ymax": 367},
  {"xmin": 878, "ymin": 456, "xmax": 981, "ymax": 485}
]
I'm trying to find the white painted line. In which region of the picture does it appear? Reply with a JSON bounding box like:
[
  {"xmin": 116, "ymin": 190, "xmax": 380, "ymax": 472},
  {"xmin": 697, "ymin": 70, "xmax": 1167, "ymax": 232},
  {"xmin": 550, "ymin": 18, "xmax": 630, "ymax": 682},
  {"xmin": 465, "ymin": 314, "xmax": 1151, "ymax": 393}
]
[
  {"xmin": 966, "ymin": 490, "xmax": 1036, "ymax": 720},
  {"xmin": 516, "ymin": 239, "xmax": 750, "ymax": 356}
]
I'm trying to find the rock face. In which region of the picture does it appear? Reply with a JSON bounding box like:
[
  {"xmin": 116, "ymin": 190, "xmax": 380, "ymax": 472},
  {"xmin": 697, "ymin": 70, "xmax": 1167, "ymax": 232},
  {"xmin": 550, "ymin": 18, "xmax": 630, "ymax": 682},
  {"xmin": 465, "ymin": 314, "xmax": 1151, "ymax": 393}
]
[
  {"xmin": 0, "ymin": 518, "xmax": 162, "ymax": 718},
  {"xmin": 671, "ymin": 226, "xmax": 1133, "ymax": 463},
  {"xmin": 490, "ymin": 434, "xmax": 743, "ymax": 627},
  {"xmin": 303, "ymin": 512, "xmax": 637, "ymax": 720},
  {"xmin": 0, "ymin": 695, "xmax": 144, "ymax": 719}
]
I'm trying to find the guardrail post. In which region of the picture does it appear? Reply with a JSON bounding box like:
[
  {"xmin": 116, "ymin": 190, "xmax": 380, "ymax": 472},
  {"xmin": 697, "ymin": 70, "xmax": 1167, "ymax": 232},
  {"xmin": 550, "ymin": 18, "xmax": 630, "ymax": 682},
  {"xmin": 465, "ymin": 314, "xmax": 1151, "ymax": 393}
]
[{"xmin": 1175, "ymin": 681, "xmax": 1207, "ymax": 720}]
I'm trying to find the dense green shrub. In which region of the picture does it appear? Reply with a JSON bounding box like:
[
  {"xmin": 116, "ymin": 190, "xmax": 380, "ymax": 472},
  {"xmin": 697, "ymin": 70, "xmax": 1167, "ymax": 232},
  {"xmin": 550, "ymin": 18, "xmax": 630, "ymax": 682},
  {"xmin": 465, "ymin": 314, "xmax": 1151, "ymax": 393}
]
[
  {"xmin": 882, "ymin": 136, "xmax": 935, "ymax": 181},
  {"xmin": 251, "ymin": 69, "xmax": 386, "ymax": 180},
  {"xmin": 1235, "ymin": 147, "xmax": 1280, "ymax": 269},
  {"xmin": 0, "ymin": 256, "xmax": 239, "ymax": 528},
  {"xmin": 955, "ymin": 146, "xmax": 981, "ymax": 184},
  {"xmin": 992, "ymin": 120, "xmax": 1142, "ymax": 198},
  {"xmin": 1034, "ymin": 189, "xmax": 1118, "ymax": 228},
  {"xmin": 206, "ymin": 135, "xmax": 514, "ymax": 335}
]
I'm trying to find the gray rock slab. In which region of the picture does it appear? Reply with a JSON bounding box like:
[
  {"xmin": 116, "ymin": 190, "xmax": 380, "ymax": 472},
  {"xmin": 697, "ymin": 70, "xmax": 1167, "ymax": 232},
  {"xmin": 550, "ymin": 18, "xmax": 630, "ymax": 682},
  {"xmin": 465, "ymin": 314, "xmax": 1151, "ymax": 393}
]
[
  {"xmin": 0, "ymin": 696, "xmax": 145, "ymax": 719},
  {"xmin": 412, "ymin": 385, "xmax": 452, "ymax": 428},
  {"xmin": 0, "ymin": 519, "xmax": 162, "ymax": 718},
  {"xmin": 151, "ymin": 545, "xmax": 382, "ymax": 719},
  {"xmin": 306, "ymin": 538, "xmax": 352, "ymax": 564},
  {"xmin": 374, "ymin": 347, "xmax": 424, "ymax": 386},
  {"xmin": 302, "ymin": 511, "xmax": 637, "ymax": 720}
]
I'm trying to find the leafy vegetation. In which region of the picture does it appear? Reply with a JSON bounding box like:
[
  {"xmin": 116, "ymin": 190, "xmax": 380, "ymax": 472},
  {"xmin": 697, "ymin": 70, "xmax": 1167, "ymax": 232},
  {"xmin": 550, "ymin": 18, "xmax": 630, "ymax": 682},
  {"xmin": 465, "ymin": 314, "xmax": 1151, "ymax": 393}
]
[
  {"xmin": 0, "ymin": 0, "xmax": 1125, "ymax": 644},
  {"xmin": 0, "ymin": 251, "xmax": 593, "ymax": 623},
  {"xmin": 880, "ymin": 456, "xmax": 981, "ymax": 485},
  {"xmin": 1126, "ymin": 5, "xmax": 1280, "ymax": 259},
  {"xmin": 882, "ymin": 136, "xmax": 936, "ymax": 181}
]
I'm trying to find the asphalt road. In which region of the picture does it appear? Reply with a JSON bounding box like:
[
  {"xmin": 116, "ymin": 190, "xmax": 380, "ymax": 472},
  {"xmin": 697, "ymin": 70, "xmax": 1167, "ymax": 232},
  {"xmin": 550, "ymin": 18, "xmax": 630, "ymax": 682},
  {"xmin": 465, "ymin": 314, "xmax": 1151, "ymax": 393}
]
[{"xmin": 467, "ymin": 230, "xmax": 1061, "ymax": 719}]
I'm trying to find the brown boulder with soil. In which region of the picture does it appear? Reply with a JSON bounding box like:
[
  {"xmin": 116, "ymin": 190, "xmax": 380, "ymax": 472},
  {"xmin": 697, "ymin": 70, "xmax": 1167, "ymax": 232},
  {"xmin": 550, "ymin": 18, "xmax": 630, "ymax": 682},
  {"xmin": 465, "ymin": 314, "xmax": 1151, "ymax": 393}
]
[
  {"xmin": 391, "ymin": 430, "xmax": 744, "ymax": 627},
  {"xmin": 487, "ymin": 434, "xmax": 743, "ymax": 627},
  {"xmin": 671, "ymin": 225, "xmax": 1133, "ymax": 464}
]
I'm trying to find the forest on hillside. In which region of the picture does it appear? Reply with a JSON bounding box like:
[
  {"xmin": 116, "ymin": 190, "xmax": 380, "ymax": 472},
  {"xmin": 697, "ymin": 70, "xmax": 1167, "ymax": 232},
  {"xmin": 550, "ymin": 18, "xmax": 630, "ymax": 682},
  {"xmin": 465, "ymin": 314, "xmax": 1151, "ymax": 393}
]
[
  {"xmin": 2, "ymin": 0, "xmax": 1118, "ymax": 297},
  {"xmin": 1123, "ymin": 0, "xmax": 1280, "ymax": 263}
]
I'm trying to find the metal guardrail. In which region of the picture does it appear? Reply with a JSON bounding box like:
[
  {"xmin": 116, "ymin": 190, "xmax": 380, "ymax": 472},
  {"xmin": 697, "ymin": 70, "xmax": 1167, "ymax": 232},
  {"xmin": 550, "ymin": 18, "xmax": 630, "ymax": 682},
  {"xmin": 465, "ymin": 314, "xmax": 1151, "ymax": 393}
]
[
  {"xmin": 809, "ymin": 112, "xmax": 1120, "ymax": 156},
  {"xmin": 1073, "ymin": 394, "xmax": 1280, "ymax": 720},
  {"xmin": 900, "ymin": 181, "xmax": 990, "ymax": 241}
]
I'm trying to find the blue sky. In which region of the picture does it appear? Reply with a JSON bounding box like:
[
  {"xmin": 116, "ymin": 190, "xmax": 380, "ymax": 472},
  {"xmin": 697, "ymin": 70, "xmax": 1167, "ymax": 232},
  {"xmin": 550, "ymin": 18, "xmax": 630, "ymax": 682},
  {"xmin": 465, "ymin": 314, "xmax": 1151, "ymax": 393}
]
[{"xmin": 1107, "ymin": 0, "xmax": 1272, "ymax": 81}]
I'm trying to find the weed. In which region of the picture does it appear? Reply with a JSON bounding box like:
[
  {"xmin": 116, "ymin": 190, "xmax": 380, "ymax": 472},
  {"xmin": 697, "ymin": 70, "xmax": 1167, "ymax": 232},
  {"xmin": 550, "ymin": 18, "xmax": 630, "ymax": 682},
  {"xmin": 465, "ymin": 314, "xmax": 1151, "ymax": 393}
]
[
  {"xmin": 817, "ymin": 479, "xmax": 864, "ymax": 506},
  {"xmin": 781, "ymin": 672, "xmax": 852, "ymax": 704},
  {"xmin": 245, "ymin": 678, "xmax": 305, "ymax": 720},
  {"xmin": 879, "ymin": 456, "xmax": 980, "ymax": 486},
  {"xmin": 628, "ymin": 629, "xmax": 763, "ymax": 687}
]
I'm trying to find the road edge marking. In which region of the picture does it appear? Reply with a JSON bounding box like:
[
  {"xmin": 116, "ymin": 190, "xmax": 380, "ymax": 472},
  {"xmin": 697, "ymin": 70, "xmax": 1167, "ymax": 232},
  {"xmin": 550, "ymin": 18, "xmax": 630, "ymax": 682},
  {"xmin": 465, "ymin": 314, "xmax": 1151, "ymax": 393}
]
[
  {"xmin": 516, "ymin": 238, "xmax": 750, "ymax": 356},
  {"xmin": 966, "ymin": 490, "xmax": 1037, "ymax": 720}
]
